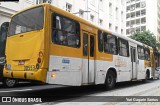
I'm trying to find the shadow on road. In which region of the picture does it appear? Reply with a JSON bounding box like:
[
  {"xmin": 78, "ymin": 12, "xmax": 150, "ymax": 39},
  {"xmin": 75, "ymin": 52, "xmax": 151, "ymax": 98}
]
[{"xmin": 0, "ymin": 79, "xmax": 154, "ymax": 102}]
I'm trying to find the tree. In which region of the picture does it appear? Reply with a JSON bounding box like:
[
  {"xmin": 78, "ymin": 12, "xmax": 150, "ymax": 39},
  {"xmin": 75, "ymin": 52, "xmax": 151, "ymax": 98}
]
[{"xmin": 129, "ymin": 30, "xmax": 158, "ymax": 51}]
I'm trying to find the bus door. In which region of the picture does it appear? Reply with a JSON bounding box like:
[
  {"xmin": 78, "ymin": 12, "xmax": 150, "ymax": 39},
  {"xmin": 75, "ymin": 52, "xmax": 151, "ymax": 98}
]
[
  {"xmin": 130, "ymin": 46, "xmax": 137, "ymax": 79},
  {"xmin": 82, "ymin": 31, "xmax": 95, "ymax": 84}
]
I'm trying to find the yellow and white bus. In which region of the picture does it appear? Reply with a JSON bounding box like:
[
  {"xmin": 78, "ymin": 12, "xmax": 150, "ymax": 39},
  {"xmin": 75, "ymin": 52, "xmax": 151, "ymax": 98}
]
[{"xmin": 3, "ymin": 3, "xmax": 155, "ymax": 89}]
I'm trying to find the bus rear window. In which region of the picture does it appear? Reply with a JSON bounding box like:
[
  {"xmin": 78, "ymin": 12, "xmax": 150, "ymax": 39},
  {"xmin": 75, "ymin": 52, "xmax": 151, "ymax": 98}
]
[{"xmin": 8, "ymin": 6, "xmax": 44, "ymax": 36}]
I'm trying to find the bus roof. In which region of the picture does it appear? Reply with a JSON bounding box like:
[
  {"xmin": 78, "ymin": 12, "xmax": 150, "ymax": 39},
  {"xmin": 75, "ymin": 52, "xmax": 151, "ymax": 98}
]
[{"xmin": 11, "ymin": 3, "xmax": 152, "ymax": 49}]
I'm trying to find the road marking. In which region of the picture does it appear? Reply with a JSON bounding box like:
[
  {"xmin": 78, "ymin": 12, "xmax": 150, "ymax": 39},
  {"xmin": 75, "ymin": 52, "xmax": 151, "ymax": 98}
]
[{"xmin": 0, "ymin": 89, "xmax": 32, "ymax": 93}]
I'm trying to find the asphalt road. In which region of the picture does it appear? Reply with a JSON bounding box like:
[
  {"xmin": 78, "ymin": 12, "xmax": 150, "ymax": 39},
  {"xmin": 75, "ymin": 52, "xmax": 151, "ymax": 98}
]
[{"xmin": 0, "ymin": 79, "xmax": 159, "ymax": 105}]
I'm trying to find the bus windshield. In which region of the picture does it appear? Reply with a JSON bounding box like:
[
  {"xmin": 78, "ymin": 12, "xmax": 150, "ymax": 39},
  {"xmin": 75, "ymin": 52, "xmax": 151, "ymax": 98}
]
[{"xmin": 8, "ymin": 6, "xmax": 44, "ymax": 36}]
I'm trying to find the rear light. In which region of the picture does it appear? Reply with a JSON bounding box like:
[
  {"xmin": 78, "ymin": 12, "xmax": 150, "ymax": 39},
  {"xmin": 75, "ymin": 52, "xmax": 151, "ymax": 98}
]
[{"xmin": 37, "ymin": 58, "xmax": 41, "ymax": 63}]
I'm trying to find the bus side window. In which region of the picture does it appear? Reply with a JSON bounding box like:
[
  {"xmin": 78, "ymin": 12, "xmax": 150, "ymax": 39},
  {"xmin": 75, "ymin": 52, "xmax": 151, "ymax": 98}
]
[
  {"xmin": 144, "ymin": 48, "xmax": 150, "ymax": 60},
  {"xmin": 83, "ymin": 33, "xmax": 88, "ymax": 56},
  {"xmin": 118, "ymin": 38, "xmax": 129, "ymax": 57},
  {"xmin": 137, "ymin": 46, "xmax": 145, "ymax": 60},
  {"xmin": 52, "ymin": 13, "xmax": 80, "ymax": 48},
  {"xmin": 98, "ymin": 30, "xmax": 103, "ymax": 52},
  {"xmin": 104, "ymin": 33, "xmax": 118, "ymax": 55},
  {"xmin": 90, "ymin": 35, "xmax": 94, "ymax": 57}
]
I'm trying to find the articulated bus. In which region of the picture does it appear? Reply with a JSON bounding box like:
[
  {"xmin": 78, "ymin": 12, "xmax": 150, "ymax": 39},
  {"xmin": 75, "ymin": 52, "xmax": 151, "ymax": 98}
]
[
  {"xmin": 3, "ymin": 3, "xmax": 156, "ymax": 89},
  {"xmin": 0, "ymin": 22, "xmax": 17, "ymax": 87}
]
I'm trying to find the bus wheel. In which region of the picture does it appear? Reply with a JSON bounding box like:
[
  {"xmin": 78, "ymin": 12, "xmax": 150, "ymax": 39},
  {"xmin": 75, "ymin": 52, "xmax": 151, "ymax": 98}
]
[
  {"xmin": 104, "ymin": 71, "xmax": 116, "ymax": 89},
  {"xmin": 3, "ymin": 78, "xmax": 17, "ymax": 88},
  {"xmin": 142, "ymin": 72, "xmax": 149, "ymax": 82}
]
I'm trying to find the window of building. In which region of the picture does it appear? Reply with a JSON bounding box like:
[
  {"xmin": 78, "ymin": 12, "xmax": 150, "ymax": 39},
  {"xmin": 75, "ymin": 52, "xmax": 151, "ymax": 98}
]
[
  {"xmin": 126, "ymin": 29, "xmax": 130, "ymax": 35},
  {"xmin": 131, "ymin": 20, "xmax": 135, "ymax": 26},
  {"xmin": 136, "ymin": 26, "xmax": 140, "ymax": 32},
  {"xmin": 158, "ymin": 28, "xmax": 160, "ymax": 34},
  {"xmin": 116, "ymin": 7, "xmax": 118, "ymax": 20},
  {"xmin": 136, "ymin": 3, "xmax": 140, "ymax": 8},
  {"xmin": 121, "ymin": 29, "xmax": 123, "ymax": 34},
  {"xmin": 137, "ymin": 46, "xmax": 145, "ymax": 59},
  {"xmin": 121, "ymin": 11, "xmax": 123, "ymax": 22},
  {"xmin": 141, "ymin": 17, "xmax": 146, "ymax": 24},
  {"xmin": 36, "ymin": 0, "xmax": 52, "ymax": 4},
  {"xmin": 99, "ymin": 19, "xmax": 103, "ymax": 26},
  {"xmin": 136, "ymin": 19, "xmax": 140, "ymax": 24},
  {"xmin": 126, "ymin": 13, "xmax": 130, "ymax": 19},
  {"xmin": 126, "ymin": 21, "xmax": 130, "ymax": 27},
  {"xmin": 141, "ymin": 1, "xmax": 146, "ymax": 8},
  {"xmin": 66, "ymin": 3, "xmax": 72, "ymax": 12},
  {"xmin": 136, "ymin": 11, "xmax": 140, "ymax": 17},
  {"xmin": 126, "ymin": 0, "xmax": 130, "ymax": 3},
  {"xmin": 98, "ymin": 30, "xmax": 103, "ymax": 52},
  {"xmin": 131, "ymin": 0, "xmax": 135, "ymax": 2},
  {"xmin": 115, "ymin": 26, "xmax": 118, "ymax": 32},
  {"xmin": 141, "ymin": 26, "xmax": 146, "ymax": 31},
  {"xmin": 90, "ymin": 15, "xmax": 94, "ymax": 22},
  {"xmin": 109, "ymin": 3, "xmax": 112, "ymax": 16},
  {"xmin": 131, "ymin": 4, "xmax": 135, "ymax": 11},
  {"xmin": 52, "ymin": 14, "xmax": 80, "ymax": 48},
  {"xmin": 130, "ymin": 28, "xmax": 135, "ymax": 34},
  {"xmin": 131, "ymin": 12, "xmax": 135, "ymax": 18},
  {"xmin": 109, "ymin": 23, "xmax": 112, "ymax": 30},
  {"xmin": 141, "ymin": 9, "xmax": 146, "ymax": 16},
  {"xmin": 99, "ymin": 0, "xmax": 103, "ymax": 10},
  {"xmin": 126, "ymin": 6, "xmax": 130, "ymax": 12},
  {"xmin": 104, "ymin": 33, "xmax": 118, "ymax": 54},
  {"xmin": 118, "ymin": 38, "xmax": 129, "ymax": 57}
]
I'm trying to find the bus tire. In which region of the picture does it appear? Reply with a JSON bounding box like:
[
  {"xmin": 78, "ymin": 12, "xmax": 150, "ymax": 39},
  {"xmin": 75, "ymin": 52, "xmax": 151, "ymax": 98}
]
[
  {"xmin": 104, "ymin": 70, "xmax": 116, "ymax": 89},
  {"xmin": 3, "ymin": 78, "xmax": 17, "ymax": 88},
  {"xmin": 142, "ymin": 72, "xmax": 149, "ymax": 82}
]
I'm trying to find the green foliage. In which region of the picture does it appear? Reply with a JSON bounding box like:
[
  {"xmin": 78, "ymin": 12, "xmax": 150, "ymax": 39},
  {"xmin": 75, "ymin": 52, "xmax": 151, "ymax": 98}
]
[{"xmin": 129, "ymin": 30, "xmax": 158, "ymax": 51}]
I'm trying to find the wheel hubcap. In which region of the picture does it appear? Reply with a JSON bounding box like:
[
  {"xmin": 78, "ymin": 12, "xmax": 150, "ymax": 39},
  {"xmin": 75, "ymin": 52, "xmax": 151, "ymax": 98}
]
[
  {"xmin": 108, "ymin": 75, "xmax": 113, "ymax": 85},
  {"xmin": 6, "ymin": 79, "xmax": 16, "ymax": 87}
]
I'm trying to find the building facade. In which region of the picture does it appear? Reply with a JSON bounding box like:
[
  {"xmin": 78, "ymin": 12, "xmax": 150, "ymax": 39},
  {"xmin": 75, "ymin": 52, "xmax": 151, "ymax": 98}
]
[
  {"xmin": 0, "ymin": 0, "xmax": 126, "ymax": 35},
  {"xmin": 0, "ymin": 2, "xmax": 18, "ymax": 25},
  {"xmin": 48, "ymin": 0, "xmax": 126, "ymax": 35},
  {"xmin": 126, "ymin": 0, "xmax": 160, "ymax": 41}
]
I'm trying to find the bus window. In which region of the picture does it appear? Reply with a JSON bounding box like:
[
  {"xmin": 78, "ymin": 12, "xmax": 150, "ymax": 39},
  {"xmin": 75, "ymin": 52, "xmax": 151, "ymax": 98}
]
[
  {"xmin": 8, "ymin": 6, "xmax": 44, "ymax": 36},
  {"xmin": 104, "ymin": 33, "xmax": 118, "ymax": 55},
  {"xmin": 137, "ymin": 45, "xmax": 145, "ymax": 60},
  {"xmin": 98, "ymin": 30, "xmax": 103, "ymax": 52},
  {"xmin": 52, "ymin": 14, "xmax": 80, "ymax": 48},
  {"xmin": 90, "ymin": 35, "xmax": 94, "ymax": 57},
  {"xmin": 83, "ymin": 33, "xmax": 88, "ymax": 56},
  {"xmin": 144, "ymin": 48, "xmax": 150, "ymax": 60},
  {"xmin": 118, "ymin": 38, "xmax": 129, "ymax": 57}
]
